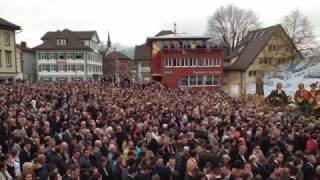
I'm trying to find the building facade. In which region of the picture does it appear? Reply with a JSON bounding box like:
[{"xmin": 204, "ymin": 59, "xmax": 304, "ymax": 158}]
[
  {"xmin": 16, "ymin": 42, "xmax": 36, "ymax": 81},
  {"xmin": 33, "ymin": 29, "xmax": 103, "ymax": 81},
  {"xmin": 147, "ymin": 32, "xmax": 224, "ymax": 89},
  {"xmin": 103, "ymin": 51, "xmax": 132, "ymax": 83},
  {"xmin": 224, "ymin": 24, "xmax": 302, "ymax": 97},
  {"xmin": 0, "ymin": 17, "xmax": 21, "ymax": 81},
  {"xmin": 133, "ymin": 43, "xmax": 151, "ymax": 81}
]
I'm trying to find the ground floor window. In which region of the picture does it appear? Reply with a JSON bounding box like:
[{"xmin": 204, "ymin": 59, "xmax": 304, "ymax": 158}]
[{"xmin": 180, "ymin": 75, "xmax": 220, "ymax": 87}]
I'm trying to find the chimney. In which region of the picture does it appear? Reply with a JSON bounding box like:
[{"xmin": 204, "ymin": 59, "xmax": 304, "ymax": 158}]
[
  {"xmin": 21, "ymin": 41, "xmax": 27, "ymax": 48},
  {"xmin": 174, "ymin": 22, "xmax": 177, "ymax": 36}
]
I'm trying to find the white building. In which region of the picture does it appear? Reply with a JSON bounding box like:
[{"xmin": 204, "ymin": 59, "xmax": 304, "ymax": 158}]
[{"xmin": 33, "ymin": 29, "xmax": 103, "ymax": 81}]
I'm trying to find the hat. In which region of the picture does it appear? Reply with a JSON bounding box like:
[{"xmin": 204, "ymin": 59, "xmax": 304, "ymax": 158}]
[{"xmin": 311, "ymin": 83, "xmax": 317, "ymax": 87}]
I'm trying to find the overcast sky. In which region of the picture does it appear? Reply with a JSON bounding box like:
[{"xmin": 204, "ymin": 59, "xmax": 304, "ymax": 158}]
[{"xmin": 1, "ymin": 0, "xmax": 320, "ymax": 47}]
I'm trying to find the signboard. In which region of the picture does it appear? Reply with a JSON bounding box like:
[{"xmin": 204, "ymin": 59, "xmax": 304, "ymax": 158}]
[
  {"xmin": 56, "ymin": 60, "xmax": 67, "ymax": 65},
  {"xmin": 163, "ymin": 70, "xmax": 173, "ymax": 74},
  {"xmin": 193, "ymin": 71, "xmax": 220, "ymax": 74}
]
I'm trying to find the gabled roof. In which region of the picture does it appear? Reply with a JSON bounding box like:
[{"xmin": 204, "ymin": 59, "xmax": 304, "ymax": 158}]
[
  {"xmin": 0, "ymin": 17, "xmax": 21, "ymax": 30},
  {"xmin": 225, "ymin": 24, "xmax": 302, "ymax": 70},
  {"xmin": 134, "ymin": 43, "xmax": 151, "ymax": 61},
  {"xmin": 104, "ymin": 51, "xmax": 131, "ymax": 61},
  {"xmin": 33, "ymin": 29, "xmax": 99, "ymax": 51}
]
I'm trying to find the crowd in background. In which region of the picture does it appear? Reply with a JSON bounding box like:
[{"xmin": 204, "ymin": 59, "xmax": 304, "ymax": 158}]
[{"xmin": 0, "ymin": 80, "xmax": 320, "ymax": 180}]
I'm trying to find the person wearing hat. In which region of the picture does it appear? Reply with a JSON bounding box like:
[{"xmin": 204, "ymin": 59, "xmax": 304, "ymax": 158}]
[
  {"xmin": 309, "ymin": 83, "xmax": 318, "ymax": 104},
  {"xmin": 294, "ymin": 83, "xmax": 312, "ymax": 116}
]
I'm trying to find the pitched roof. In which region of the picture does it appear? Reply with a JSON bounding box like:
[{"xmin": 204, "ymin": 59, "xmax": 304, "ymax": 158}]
[
  {"xmin": 0, "ymin": 17, "xmax": 21, "ymax": 30},
  {"xmin": 16, "ymin": 44, "xmax": 35, "ymax": 53},
  {"xmin": 134, "ymin": 43, "xmax": 151, "ymax": 61},
  {"xmin": 225, "ymin": 24, "xmax": 302, "ymax": 70},
  {"xmin": 155, "ymin": 30, "xmax": 174, "ymax": 37},
  {"xmin": 104, "ymin": 51, "xmax": 131, "ymax": 61},
  {"xmin": 33, "ymin": 29, "xmax": 98, "ymax": 50}
]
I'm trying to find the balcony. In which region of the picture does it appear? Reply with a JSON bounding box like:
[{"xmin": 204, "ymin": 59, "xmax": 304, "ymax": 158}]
[{"xmin": 159, "ymin": 47, "xmax": 222, "ymax": 54}]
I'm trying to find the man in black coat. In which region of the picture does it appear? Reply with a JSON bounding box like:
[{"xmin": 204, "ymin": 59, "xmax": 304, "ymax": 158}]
[
  {"xmin": 97, "ymin": 157, "xmax": 113, "ymax": 180},
  {"xmin": 302, "ymin": 154, "xmax": 317, "ymax": 180},
  {"xmin": 231, "ymin": 145, "xmax": 247, "ymax": 168},
  {"xmin": 20, "ymin": 141, "xmax": 33, "ymax": 168}
]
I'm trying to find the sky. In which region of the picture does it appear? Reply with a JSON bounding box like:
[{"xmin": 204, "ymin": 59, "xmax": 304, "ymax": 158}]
[{"xmin": 1, "ymin": 0, "xmax": 320, "ymax": 48}]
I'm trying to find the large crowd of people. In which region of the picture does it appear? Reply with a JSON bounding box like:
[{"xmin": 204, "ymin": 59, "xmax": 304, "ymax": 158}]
[{"xmin": 0, "ymin": 80, "xmax": 320, "ymax": 180}]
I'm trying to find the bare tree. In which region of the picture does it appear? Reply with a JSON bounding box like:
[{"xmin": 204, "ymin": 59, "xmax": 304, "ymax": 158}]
[
  {"xmin": 282, "ymin": 9, "xmax": 316, "ymax": 56},
  {"xmin": 206, "ymin": 5, "xmax": 261, "ymax": 55}
]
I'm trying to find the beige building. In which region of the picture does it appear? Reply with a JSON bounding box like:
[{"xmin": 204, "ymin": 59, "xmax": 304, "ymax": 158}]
[
  {"xmin": 224, "ymin": 24, "xmax": 302, "ymax": 97},
  {"xmin": 0, "ymin": 17, "xmax": 21, "ymax": 81}
]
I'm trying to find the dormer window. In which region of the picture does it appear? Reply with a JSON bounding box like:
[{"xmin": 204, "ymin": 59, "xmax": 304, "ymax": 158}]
[{"xmin": 57, "ymin": 39, "xmax": 67, "ymax": 45}]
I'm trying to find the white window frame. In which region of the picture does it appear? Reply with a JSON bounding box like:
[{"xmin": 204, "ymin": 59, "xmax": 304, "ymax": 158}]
[
  {"xmin": 5, "ymin": 51, "xmax": 12, "ymax": 67},
  {"xmin": 4, "ymin": 32, "xmax": 10, "ymax": 45}
]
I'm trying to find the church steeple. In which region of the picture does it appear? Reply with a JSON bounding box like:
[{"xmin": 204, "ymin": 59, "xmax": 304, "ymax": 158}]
[{"xmin": 107, "ymin": 31, "xmax": 111, "ymax": 49}]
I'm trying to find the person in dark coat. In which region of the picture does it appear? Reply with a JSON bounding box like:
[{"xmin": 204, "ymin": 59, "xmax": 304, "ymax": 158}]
[
  {"xmin": 19, "ymin": 141, "xmax": 33, "ymax": 168},
  {"xmin": 124, "ymin": 166, "xmax": 138, "ymax": 180},
  {"xmin": 302, "ymin": 154, "xmax": 317, "ymax": 180},
  {"xmin": 33, "ymin": 158, "xmax": 49, "ymax": 180},
  {"xmin": 51, "ymin": 145, "xmax": 66, "ymax": 175},
  {"xmin": 97, "ymin": 156, "xmax": 113, "ymax": 180},
  {"xmin": 267, "ymin": 82, "xmax": 288, "ymax": 106},
  {"xmin": 136, "ymin": 164, "xmax": 152, "ymax": 180}
]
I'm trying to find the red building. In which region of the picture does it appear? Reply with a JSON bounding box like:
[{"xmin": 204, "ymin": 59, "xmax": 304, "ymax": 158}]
[{"xmin": 147, "ymin": 32, "xmax": 224, "ymax": 89}]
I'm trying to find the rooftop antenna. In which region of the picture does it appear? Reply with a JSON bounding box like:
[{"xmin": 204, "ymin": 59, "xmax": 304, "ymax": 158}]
[{"xmin": 174, "ymin": 22, "xmax": 177, "ymax": 36}]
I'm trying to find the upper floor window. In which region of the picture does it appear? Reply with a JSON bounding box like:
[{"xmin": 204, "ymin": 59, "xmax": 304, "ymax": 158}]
[
  {"xmin": 4, "ymin": 33, "xmax": 10, "ymax": 45},
  {"xmin": 57, "ymin": 39, "xmax": 67, "ymax": 45},
  {"xmin": 248, "ymin": 71, "xmax": 256, "ymax": 76},
  {"xmin": 5, "ymin": 51, "xmax": 12, "ymax": 67}
]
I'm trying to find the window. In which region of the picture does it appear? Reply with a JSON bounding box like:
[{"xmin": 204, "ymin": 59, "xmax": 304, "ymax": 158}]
[
  {"xmin": 205, "ymin": 58, "xmax": 210, "ymax": 66},
  {"xmin": 4, "ymin": 33, "xmax": 10, "ymax": 45},
  {"xmin": 5, "ymin": 51, "xmax": 12, "ymax": 67},
  {"xmin": 75, "ymin": 53, "xmax": 83, "ymax": 59},
  {"xmin": 59, "ymin": 52, "xmax": 66, "ymax": 59},
  {"xmin": 184, "ymin": 58, "xmax": 188, "ymax": 66},
  {"xmin": 52, "ymin": 65, "xmax": 58, "ymax": 72},
  {"xmin": 40, "ymin": 53, "xmax": 48, "ymax": 60},
  {"xmin": 188, "ymin": 58, "xmax": 192, "ymax": 66},
  {"xmin": 49, "ymin": 53, "xmax": 58, "ymax": 60},
  {"xmin": 198, "ymin": 59, "xmax": 204, "ymax": 66},
  {"xmin": 173, "ymin": 58, "xmax": 177, "ymax": 66},
  {"xmin": 43, "ymin": 65, "xmax": 50, "ymax": 71},
  {"xmin": 197, "ymin": 76, "xmax": 204, "ymax": 85},
  {"xmin": 181, "ymin": 58, "xmax": 185, "ymax": 66},
  {"xmin": 249, "ymin": 71, "xmax": 256, "ymax": 76},
  {"xmin": 189, "ymin": 76, "xmax": 197, "ymax": 85},
  {"xmin": 215, "ymin": 58, "xmax": 221, "ymax": 66},
  {"xmin": 193, "ymin": 58, "xmax": 197, "ymax": 66},
  {"xmin": 259, "ymin": 58, "xmax": 264, "ymax": 64},
  {"xmin": 205, "ymin": 75, "xmax": 213, "ymax": 85},
  {"xmin": 181, "ymin": 76, "xmax": 188, "ymax": 86},
  {"xmin": 58, "ymin": 65, "xmax": 67, "ymax": 71},
  {"xmin": 38, "ymin": 65, "xmax": 42, "ymax": 72},
  {"xmin": 213, "ymin": 75, "xmax": 220, "ymax": 85},
  {"xmin": 76, "ymin": 65, "xmax": 84, "ymax": 71},
  {"xmin": 57, "ymin": 39, "xmax": 67, "ymax": 45},
  {"xmin": 67, "ymin": 53, "xmax": 75, "ymax": 60}
]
